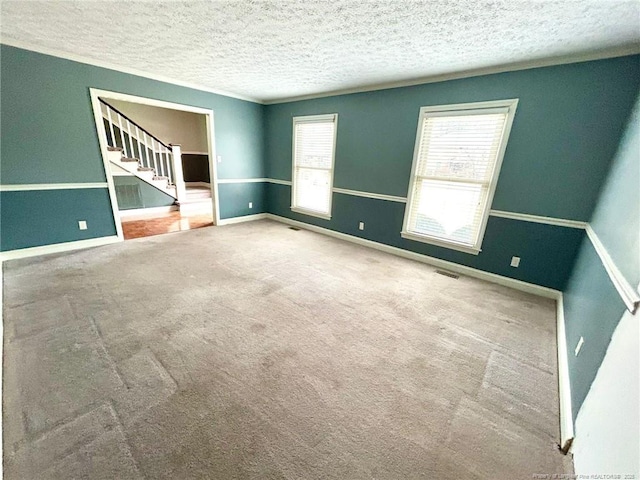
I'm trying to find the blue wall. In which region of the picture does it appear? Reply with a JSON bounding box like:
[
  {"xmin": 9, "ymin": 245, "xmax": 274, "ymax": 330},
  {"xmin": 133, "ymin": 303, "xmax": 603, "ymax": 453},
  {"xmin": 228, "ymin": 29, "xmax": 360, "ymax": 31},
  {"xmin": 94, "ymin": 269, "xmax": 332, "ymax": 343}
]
[
  {"xmin": 0, "ymin": 189, "xmax": 117, "ymax": 250},
  {"xmin": 264, "ymin": 55, "xmax": 640, "ymax": 289},
  {"xmin": 563, "ymin": 93, "xmax": 640, "ymax": 422},
  {"xmin": 113, "ymin": 175, "xmax": 175, "ymax": 210},
  {"xmin": 268, "ymin": 184, "xmax": 584, "ymax": 290},
  {"xmin": 0, "ymin": 45, "xmax": 266, "ymax": 250},
  {"xmin": 588, "ymin": 97, "xmax": 640, "ymax": 286}
]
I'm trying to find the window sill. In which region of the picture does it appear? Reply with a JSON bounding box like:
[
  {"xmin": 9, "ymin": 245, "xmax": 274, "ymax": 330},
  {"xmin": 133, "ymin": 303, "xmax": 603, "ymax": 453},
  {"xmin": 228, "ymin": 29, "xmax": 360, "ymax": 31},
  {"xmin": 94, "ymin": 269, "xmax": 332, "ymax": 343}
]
[
  {"xmin": 291, "ymin": 206, "xmax": 332, "ymax": 221},
  {"xmin": 400, "ymin": 231, "xmax": 481, "ymax": 255}
]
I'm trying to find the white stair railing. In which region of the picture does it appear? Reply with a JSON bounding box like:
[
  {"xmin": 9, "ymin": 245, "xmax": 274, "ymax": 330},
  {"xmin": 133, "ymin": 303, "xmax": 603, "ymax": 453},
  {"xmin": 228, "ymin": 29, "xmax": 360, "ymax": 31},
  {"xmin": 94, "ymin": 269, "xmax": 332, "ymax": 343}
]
[{"xmin": 99, "ymin": 100, "xmax": 179, "ymax": 190}]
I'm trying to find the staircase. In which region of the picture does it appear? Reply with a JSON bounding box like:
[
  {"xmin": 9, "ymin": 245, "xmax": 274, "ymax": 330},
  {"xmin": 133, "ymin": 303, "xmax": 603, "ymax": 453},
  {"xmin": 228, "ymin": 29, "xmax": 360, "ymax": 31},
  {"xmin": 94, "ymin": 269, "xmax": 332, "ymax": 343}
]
[
  {"xmin": 100, "ymin": 99, "xmax": 183, "ymax": 201},
  {"xmin": 180, "ymin": 185, "xmax": 213, "ymax": 214}
]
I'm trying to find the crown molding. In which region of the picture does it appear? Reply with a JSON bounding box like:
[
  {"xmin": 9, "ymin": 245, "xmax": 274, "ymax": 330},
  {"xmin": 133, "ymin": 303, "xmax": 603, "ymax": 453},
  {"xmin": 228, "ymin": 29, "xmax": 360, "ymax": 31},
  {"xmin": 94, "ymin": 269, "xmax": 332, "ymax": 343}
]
[
  {"xmin": 263, "ymin": 44, "xmax": 640, "ymax": 105},
  {"xmin": 0, "ymin": 38, "xmax": 262, "ymax": 104}
]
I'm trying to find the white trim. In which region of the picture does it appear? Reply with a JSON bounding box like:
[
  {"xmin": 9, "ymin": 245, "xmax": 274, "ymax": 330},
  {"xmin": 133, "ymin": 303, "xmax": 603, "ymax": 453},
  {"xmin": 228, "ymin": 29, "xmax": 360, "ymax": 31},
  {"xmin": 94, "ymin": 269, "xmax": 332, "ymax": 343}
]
[
  {"xmin": 182, "ymin": 151, "xmax": 210, "ymax": 156},
  {"xmin": 89, "ymin": 91, "xmax": 125, "ymax": 241},
  {"xmin": 118, "ymin": 205, "xmax": 178, "ymax": 219},
  {"xmin": 556, "ymin": 294, "xmax": 575, "ymax": 453},
  {"xmin": 0, "ymin": 236, "xmax": 121, "ymax": 261},
  {"xmin": 217, "ymin": 213, "xmax": 268, "ymax": 226},
  {"xmin": 0, "ymin": 183, "xmax": 108, "ymax": 191},
  {"xmin": 267, "ymin": 178, "xmax": 292, "ymax": 186},
  {"xmin": 490, "ymin": 210, "xmax": 587, "ymax": 229},
  {"xmin": 89, "ymin": 88, "xmax": 221, "ymax": 231},
  {"xmin": 264, "ymin": 44, "xmax": 640, "ymax": 105},
  {"xmin": 585, "ymin": 225, "xmax": 640, "ymax": 313},
  {"xmin": 291, "ymin": 113, "xmax": 338, "ymax": 219},
  {"xmin": 267, "ymin": 180, "xmax": 592, "ymax": 229},
  {"xmin": 290, "ymin": 206, "xmax": 332, "ymax": 221},
  {"xmin": 90, "ymin": 88, "xmax": 216, "ymax": 116},
  {"xmin": 265, "ymin": 213, "xmax": 560, "ymax": 299},
  {"xmin": 217, "ymin": 178, "xmax": 268, "ymax": 184},
  {"xmin": 1, "ymin": 39, "xmax": 261, "ymax": 104},
  {"xmin": 401, "ymin": 99, "xmax": 519, "ymax": 253},
  {"xmin": 332, "ymin": 187, "xmax": 407, "ymax": 203},
  {"xmin": 400, "ymin": 230, "xmax": 481, "ymax": 255}
]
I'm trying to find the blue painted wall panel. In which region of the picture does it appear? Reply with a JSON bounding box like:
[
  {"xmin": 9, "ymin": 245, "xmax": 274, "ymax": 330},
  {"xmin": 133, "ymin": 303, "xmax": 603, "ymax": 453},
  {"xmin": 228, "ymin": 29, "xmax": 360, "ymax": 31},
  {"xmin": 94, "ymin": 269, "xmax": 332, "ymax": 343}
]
[
  {"xmin": 113, "ymin": 175, "xmax": 175, "ymax": 210},
  {"xmin": 0, "ymin": 189, "xmax": 117, "ymax": 251},
  {"xmin": 0, "ymin": 44, "xmax": 265, "ymax": 250},
  {"xmin": 562, "ymin": 91, "xmax": 639, "ymax": 424},
  {"xmin": 588, "ymin": 94, "xmax": 640, "ymax": 286},
  {"xmin": 563, "ymin": 237, "xmax": 626, "ymax": 421},
  {"xmin": 266, "ymin": 56, "xmax": 640, "ymax": 221},
  {"xmin": 218, "ymin": 182, "xmax": 266, "ymax": 219},
  {"xmin": 267, "ymin": 183, "xmax": 584, "ymax": 290}
]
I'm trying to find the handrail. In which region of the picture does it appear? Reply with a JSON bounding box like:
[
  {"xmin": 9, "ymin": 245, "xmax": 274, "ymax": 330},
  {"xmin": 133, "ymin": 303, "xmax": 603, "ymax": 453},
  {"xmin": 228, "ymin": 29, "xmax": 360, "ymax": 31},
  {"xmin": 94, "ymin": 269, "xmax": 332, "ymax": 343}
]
[
  {"xmin": 100, "ymin": 99, "xmax": 177, "ymax": 187},
  {"xmin": 99, "ymin": 98, "xmax": 171, "ymax": 150}
]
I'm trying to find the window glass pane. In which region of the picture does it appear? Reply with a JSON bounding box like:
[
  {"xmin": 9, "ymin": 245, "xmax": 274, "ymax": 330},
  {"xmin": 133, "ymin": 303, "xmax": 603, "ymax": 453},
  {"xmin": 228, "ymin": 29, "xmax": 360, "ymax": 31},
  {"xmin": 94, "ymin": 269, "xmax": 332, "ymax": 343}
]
[
  {"xmin": 411, "ymin": 180, "xmax": 488, "ymax": 246},
  {"xmin": 404, "ymin": 103, "xmax": 516, "ymax": 251},
  {"xmin": 295, "ymin": 122, "xmax": 334, "ymax": 169},
  {"xmin": 295, "ymin": 167, "xmax": 331, "ymax": 213},
  {"xmin": 417, "ymin": 113, "xmax": 506, "ymax": 182}
]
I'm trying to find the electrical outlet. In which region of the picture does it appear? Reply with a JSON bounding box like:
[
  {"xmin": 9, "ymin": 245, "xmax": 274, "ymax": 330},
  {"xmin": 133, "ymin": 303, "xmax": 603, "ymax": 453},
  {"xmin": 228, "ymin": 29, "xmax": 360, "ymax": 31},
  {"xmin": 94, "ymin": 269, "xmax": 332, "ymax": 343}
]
[
  {"xmin": 358, "ymin": 222, "xmax": 365, "ymax": 231},
  {"xmin": 78, "ymin": 220, "xmax": 87, "ymax": 230},
  {"xmin": 249, "ymin": 202, "xmax": 253, "ymax": 209},
  {"xmin": 510, "ymin": 256, "xmax": 520, "ymax": 268},
  {"xmin": 217, "ymin": 155, "xmax": 222, "ymax": 163},
  {"xmin": 575, "ymin": 336, "xmax": 585, "ymax": 356}
]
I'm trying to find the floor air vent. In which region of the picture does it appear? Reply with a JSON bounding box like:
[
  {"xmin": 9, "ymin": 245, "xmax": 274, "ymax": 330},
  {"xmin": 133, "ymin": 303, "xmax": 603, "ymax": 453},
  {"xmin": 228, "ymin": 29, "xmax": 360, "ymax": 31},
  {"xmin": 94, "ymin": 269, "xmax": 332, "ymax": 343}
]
[
  {"xmin": 288, "ymin": 226, "xmax": 301, "ymax": 231},
  {"xmin": 436, "ymin": 270, "xmax": 459, "ymax": 279}
]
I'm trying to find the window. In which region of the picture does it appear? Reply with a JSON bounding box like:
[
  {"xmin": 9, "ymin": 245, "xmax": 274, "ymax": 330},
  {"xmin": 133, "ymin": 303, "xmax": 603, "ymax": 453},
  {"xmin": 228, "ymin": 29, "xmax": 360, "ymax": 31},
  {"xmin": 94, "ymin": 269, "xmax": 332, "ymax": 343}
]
[
  {"xmin": 291, "ymin": 114, "xmax": 338, "ymax": 219},
  {"xmin": 402, "ymin": 99, "xmax": 518, "ymax": 254}
]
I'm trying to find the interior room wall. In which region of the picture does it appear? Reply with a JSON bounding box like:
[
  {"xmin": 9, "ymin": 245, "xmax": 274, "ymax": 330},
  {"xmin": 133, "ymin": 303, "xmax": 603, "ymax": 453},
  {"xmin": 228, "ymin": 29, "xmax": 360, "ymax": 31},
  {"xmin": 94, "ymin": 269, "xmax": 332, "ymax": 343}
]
[
  {"xmin": 112, "ymin": 176, "xmax": 176, "ymax": 210},
  {"xmin": 0, "ymin": 44, "xmax": 266, "ymax": 251},
  {"xmin": 563, "ymin": 94, "xmax": 639, "ymax": 472},
  {"xmin": 107, "ymin": 100, "xmax": 209, "ymax": 153},
  {"xmin": 264, "ymin": 55, "xmax": 640, "ymax": 290}
]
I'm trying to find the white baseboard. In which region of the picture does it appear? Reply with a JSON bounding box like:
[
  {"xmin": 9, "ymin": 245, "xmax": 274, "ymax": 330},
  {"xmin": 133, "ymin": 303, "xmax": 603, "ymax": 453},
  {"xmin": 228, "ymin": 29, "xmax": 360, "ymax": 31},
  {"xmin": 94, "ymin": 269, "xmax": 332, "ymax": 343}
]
[
  {"xmin": 265, "ymin": 214, "xmax": 560, "ymax": 299},
  {"xmin": 119, "ymin": 205, "xmax": 178, "ymax": 219},
  {"xmin": 0, "ymin": 235, "xmax": 121, "ymax": 261},
  {"xmin": 265, "ymin": 213, "xmax": 573, "ymax": 452},
  {"xmin": 217, "ymin": 213, "xmax": 268, "ymax": 226},
  {"xmin": 556, "ymin": 294, "xmax": 575, "ymax": 453}
]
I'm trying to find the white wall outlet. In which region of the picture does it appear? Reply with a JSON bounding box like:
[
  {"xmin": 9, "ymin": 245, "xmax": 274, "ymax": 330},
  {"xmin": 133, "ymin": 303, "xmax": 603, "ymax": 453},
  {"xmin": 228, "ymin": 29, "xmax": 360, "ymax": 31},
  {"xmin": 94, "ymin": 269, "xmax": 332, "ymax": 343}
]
[
  {"xmin": 216, "ymin": 155, "xmax": 222, "ymax": 163},
  {"xmin": 78, "ymin": 220, "xmax": 87, "ymax": 230},
  {"xmin": 575, "ymin": 336, "xmax": 585, "ymax": 356},
  {"xmin": 510, "ymin": 256, "xmax": 520, "ymax": 267},
  {"xmin": 358, "ymin": 222, "xmax": 365, "ymax": 231},
  {"xmin": 249, "ymin": 202, "xmax": 253, "ymax": 209}
]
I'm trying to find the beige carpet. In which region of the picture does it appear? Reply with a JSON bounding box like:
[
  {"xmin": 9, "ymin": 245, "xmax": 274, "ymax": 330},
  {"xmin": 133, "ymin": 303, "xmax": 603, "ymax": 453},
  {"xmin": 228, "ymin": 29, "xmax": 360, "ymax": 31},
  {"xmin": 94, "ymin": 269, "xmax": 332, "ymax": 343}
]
[{"xmin": 3, "ymin": 219, "xmax": 573, "ymax": 479}]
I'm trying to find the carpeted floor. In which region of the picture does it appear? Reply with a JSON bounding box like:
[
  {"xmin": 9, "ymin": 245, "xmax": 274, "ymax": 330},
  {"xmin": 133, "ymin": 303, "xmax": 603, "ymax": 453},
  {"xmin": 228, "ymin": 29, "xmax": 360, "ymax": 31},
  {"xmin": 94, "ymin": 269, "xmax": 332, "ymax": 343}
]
[{"xmin": 2, "ymin": 219, "xmax": 573, "ymax": 479}]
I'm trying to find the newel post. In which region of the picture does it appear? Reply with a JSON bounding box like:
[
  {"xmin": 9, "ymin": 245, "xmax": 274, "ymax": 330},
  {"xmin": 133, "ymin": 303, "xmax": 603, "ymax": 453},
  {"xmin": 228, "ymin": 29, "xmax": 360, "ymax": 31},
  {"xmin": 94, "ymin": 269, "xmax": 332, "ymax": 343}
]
[{"xmin": 171, "ymin": 144, "xmax": 187, "ymax": 203}]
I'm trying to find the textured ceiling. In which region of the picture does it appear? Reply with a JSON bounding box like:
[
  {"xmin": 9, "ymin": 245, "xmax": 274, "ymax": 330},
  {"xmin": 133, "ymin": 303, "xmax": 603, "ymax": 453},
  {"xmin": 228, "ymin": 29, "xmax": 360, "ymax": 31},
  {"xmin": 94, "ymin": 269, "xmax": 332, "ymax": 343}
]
[{"xmin": 1, "ymin": 1, "xmax": 639, "ymax": 102}]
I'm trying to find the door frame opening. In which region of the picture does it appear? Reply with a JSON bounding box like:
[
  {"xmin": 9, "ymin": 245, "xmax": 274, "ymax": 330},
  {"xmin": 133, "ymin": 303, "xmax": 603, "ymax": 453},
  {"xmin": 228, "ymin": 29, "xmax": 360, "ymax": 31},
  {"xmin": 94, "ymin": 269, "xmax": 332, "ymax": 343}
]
[{"xmin": 89, "ymin": 88, "xmax": 220, "ymax": 241}]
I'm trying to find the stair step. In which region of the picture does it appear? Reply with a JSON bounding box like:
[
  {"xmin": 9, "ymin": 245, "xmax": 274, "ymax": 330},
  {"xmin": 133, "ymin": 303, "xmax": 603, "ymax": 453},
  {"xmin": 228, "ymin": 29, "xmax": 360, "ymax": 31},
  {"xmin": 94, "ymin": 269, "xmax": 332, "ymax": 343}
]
[
  {"xmin": 121, "ymin": 157, "xmax": 140, "ymax": 162},
  {"xmin": 137, "ymin": 167, "xmax": 154, "ymax": 172},
  {"xmin": 107, "ymin": 146, "xmax": 123, "ymax": 152},
  {"xmin": 153, "ymin": 176, "xmax": 169, "ymax": 181}
]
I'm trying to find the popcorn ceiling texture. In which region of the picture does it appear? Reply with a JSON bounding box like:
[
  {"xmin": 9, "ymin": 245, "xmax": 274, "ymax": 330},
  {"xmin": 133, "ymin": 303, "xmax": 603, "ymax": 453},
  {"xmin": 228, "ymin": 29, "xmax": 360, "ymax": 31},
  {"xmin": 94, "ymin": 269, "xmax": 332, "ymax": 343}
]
[{"xmin": 1, "ymin": 1, "xmax": 639, "ymax": 102}]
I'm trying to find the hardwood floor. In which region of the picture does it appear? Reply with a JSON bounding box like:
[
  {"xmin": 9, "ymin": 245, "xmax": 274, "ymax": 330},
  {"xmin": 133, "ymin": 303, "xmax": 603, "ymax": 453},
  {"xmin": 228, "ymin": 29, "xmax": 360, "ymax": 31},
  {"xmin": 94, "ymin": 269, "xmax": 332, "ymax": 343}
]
[{"xmin": 122, "ymin": 211, "xmax": 213, "ymax": 240}]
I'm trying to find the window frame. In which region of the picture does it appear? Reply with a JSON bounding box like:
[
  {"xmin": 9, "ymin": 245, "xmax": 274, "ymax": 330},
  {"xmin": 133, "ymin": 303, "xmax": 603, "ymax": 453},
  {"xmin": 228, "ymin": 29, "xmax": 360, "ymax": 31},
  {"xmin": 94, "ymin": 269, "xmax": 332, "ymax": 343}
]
[
  {"xmin": 401, "ymin": 99, "xmax": 518, "ymax": 255},
  {"xmin": 291, "ymin": 113, "xmax": 338, "ymax": 220}
]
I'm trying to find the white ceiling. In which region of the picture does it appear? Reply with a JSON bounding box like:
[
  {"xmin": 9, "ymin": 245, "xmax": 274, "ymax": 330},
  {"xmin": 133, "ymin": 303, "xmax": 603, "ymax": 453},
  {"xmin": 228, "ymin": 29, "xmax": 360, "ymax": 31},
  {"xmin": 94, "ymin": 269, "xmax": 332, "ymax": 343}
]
[{"xmin": 1, "ymin": 1, "xmax": 639, "ymax": 103}]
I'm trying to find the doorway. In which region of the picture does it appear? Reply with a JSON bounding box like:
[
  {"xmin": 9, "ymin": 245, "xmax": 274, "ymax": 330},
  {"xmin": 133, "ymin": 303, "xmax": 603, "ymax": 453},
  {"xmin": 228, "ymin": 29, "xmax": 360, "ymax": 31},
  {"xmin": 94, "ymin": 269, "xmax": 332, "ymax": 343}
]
[{"xmin": 89, "ymin": 88, "xmax": 220, "ymax": 241}]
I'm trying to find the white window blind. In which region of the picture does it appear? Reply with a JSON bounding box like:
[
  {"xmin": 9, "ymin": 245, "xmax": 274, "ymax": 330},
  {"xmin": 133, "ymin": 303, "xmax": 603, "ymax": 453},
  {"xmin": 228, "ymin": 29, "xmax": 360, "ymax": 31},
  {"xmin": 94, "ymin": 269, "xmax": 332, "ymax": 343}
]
[
  {"xmin": 291, "ymin": 114, "xmax": 337, "ymax": 219},
  {"xmin": 402, "ymin": 100, "xmax": 518, "ymax": 254}
]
